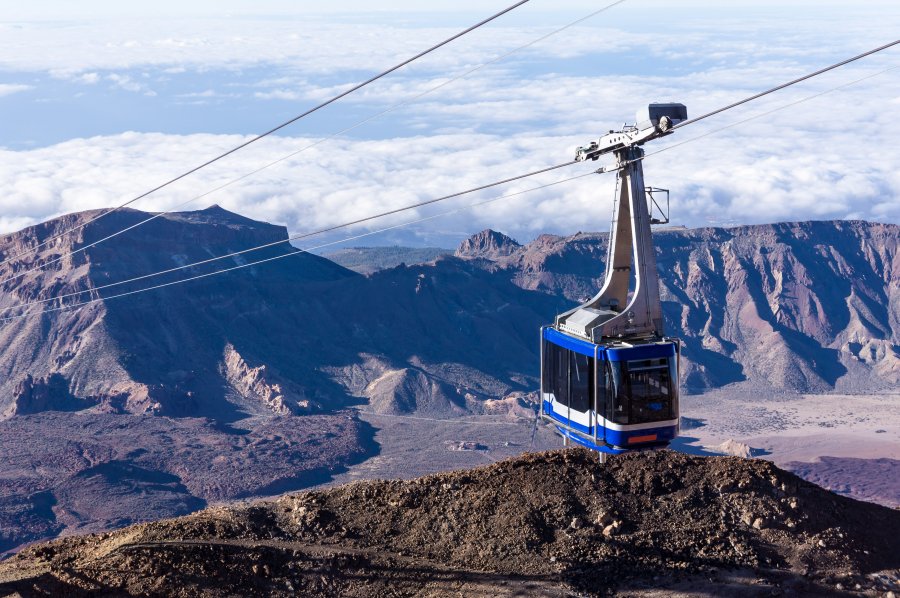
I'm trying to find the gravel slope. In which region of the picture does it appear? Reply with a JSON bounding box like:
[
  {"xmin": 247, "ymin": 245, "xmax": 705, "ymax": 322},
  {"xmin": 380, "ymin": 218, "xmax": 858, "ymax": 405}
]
[{"xmin": 2, "ymin": 449, "xmax": 899, "ymax": 596}]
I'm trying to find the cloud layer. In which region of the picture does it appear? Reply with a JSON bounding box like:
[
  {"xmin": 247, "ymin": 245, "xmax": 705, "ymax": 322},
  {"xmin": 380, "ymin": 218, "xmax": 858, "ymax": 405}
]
[
  {"xmin": 0, "ymin": 4, "xmax": 898, "ymax": 246},
  {"xmin": 2, "ymin": 83, "xmax": 898, "ymax": 247}
]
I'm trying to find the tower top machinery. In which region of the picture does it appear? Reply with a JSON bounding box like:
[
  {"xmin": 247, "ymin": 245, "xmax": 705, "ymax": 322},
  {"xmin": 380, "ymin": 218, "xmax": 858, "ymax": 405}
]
[{"xmin": 540, "ymin": 103, "xmax": 687, "ymax": 455}]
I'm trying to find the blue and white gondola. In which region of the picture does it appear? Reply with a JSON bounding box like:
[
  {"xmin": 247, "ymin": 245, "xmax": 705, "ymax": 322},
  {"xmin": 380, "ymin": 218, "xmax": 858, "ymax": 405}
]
[{"xmin": 540, "ymin": 327, "xmax": 679, "ymax": 454}]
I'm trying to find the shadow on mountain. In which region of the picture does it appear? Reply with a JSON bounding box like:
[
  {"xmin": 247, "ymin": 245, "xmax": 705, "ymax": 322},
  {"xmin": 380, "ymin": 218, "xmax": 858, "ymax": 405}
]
[
  {"xmin": 93, "ymin": 207, "xmax": 360, "ymax": 421},
  {"xmin": 55, "ymin": 461, "xmax": 207, "ymax": 529},
  {"xmin": 0, "ymin": 491, "xmax": 62, "ymax": 555},
  {"xmin": 667, "ymin": 435, "xmax": 720, "ymax": 457}
]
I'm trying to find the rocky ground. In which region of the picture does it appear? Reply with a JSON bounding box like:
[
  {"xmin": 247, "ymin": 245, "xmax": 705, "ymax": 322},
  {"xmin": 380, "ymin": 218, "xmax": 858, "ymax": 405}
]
[
  {"xmin": 1, "ymin": 449, "xmax": 898, "ymax": 597},
  {"xmin": 0, "ymin": 412, "xmax": 373, "ymax": 556}
]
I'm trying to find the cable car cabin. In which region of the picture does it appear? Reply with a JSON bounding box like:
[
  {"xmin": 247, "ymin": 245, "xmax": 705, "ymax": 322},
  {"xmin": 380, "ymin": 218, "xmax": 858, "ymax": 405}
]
[
  {"xmin": 543, "ymin": 102, "xmax": 688, "ymax": 454},
  {"xmin": 540, "ymin": 327, "xmax": 679, "ymax": 454}
]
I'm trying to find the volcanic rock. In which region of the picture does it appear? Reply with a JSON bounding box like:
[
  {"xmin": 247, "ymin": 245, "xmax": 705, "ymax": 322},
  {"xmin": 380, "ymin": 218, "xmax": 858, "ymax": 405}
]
[
  {"xmin": 1, "ymin": 449, "xmax": 898, "ymax": 597},
  {"xmin": 454, "ymin": 228, "xmax": 521, "ymax": 260},
  {"xmin": 709, "ymin": 438, "xmax": 755, "ymax": 458},
  {"xmin": 0, "ymin": 411, "xmax": 371, "ymax": 555},
  {"xmin": 220, "ymin": 343, "xmax": 317, "ymax": 415},
  {"xmin": 0, "ymin": 206, "xmax": 355, "ymax": 418},
  {"xmin": 5, "ymin": 373, "xmax": 96, "ymax": 416},
  {"xmin": 455, "ymin": 221, "xmax": 900, "ymax": 392}
]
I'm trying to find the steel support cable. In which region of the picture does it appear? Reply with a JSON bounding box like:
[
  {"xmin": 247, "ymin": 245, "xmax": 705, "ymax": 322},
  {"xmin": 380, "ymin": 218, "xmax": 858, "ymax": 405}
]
[
  {"xmin": 2, "ymin": 46, "xmax": 896, "ymax": 321},
  {"xmin": 3, "ymin": 60, "xmax": 897, "ymax": 320},
  {"xmin": 0, "ymin": 169, "xmax": 592, "ymax": 323},
  {"xmin": 0, "ymin": 0, "xmax": 628, "ymax": 290},
  {"xmin": 0, "ymin": 162, "xmax": 579, "ymax": 316},
  {"xmin": 672, "ymin": 38, "xmax": 900, "ymax": 130},
  {"xmin": 0, "ymin": 0, "xmax": 532, "ymax": 272},
  {"xmin": 625, "ymin": 64, "xmax": 900, "ymax": 169}
]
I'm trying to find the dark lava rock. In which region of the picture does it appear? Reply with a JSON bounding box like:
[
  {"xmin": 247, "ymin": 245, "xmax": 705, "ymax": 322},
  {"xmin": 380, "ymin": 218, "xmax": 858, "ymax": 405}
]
[{"xmin": 1, "ymin": 449, "xmax": 898, "ymax": 597}]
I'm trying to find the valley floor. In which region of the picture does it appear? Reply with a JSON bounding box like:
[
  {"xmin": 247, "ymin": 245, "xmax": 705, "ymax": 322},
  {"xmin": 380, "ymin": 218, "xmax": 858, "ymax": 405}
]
[
  {"xmin": 321, "ymin": 391, "xmax": 900, "ymax": 509},
  {"xmin": 679, "ymin": 390, "xmax": 900, "ymax": 507},
  {"xmin": 1, "ymin": 390, "xmax": 895, "ymax": 562},
  {"xmin": 318, "ymin": 411, "xmax": 563, "ymax": 488}
]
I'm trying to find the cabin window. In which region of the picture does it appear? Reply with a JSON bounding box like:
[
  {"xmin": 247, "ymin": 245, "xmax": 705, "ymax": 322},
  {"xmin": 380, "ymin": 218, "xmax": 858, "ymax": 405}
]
[
  {"xmin": 568, "ymin": 351, "xmax": 592, "ymax": 413},
  {"xmin": 627, "ymin": 359, "xmax": 672, "ymax": 423},
  {"xmin": 542, "ymin": 340, "xmax": 568, "ymax": 407},
  {"xmin": 596, "ymin": 359, "xmax": 608, "ymax": 420},
  {"xmin": 542, "ymin": 340, "xmax": 594, "ymax": 414},
  {"xmin": 609, "ymin": 357, "xmax": 675, "ymax": 425}
]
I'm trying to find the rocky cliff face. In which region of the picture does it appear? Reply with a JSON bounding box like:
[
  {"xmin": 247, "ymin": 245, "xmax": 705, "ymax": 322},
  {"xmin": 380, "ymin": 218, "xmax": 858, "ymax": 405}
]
[
  {"xmin": 454, "ymin": 228, "xmax": 521, "ymax": 260},
  {"xmin": 0, "ymin": 205, "xmax": 356, "ymax": 419},
  {"xmin": 4, "ymin": 373, "xmax": 95, "ymax": 416},
  {"xmin": 1, "ymin": 212, "xmax": 896, "ymax": 420},
  {"xmin": 457, "ymin": 221, "xmax": 900, "ymax": 392},
  {"xmin": 221, "ymin": 343, "xmax": 317, "ymax": 415}
]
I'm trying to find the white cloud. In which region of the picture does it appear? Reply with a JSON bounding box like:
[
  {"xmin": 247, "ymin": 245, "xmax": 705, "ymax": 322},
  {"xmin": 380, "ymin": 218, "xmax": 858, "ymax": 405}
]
[
  {"xmin": 0, "ymin": 83, "xmax": 32, "ymax": 97},
  {"xmin": 0, "ymin": 19, "xmax": 538, "ymax": 75},
  {"xmin": 0, "ymin": 4, "xmax": 896, "ymax": 78},
  {"xmin": 0, "ymin": 75, "xmax": 897, "ymax": 246},
  {"xmin": 180, "ymin": 89, "xmax": 218, "ymax": 98},
  {"xmin": 253, "ymin": 89, "xmax": 307, "ymax": 101},
  {"xmin": 1, "ymin": 3, "xmax": 898, "ymax": 245},
  {"xmin": 107, "ymin": 73, "xmax": 138, "ymax": 91}
]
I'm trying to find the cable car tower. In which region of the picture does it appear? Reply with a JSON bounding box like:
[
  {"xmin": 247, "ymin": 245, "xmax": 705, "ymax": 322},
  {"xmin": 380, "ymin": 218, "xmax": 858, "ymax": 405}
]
[{"xmin": 540, "ymin": 103, "xmax": 687, "ymax": 455}]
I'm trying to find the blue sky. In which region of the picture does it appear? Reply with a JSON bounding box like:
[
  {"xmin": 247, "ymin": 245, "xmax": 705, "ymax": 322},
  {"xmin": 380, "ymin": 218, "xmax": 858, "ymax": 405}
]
[{"xmin": 0, "ymin": 1, "xmax": 898, "ymax": 248}]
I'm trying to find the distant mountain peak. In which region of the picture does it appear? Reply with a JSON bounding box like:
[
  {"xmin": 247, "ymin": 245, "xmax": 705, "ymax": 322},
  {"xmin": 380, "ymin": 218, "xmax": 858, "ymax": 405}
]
[
  {"xmin": 455, "ymin": 229, "xmax": 521, "ymax": 260},
  {"xmin": 161, "ymin": 204, "xmax": 269, "ymax": 228}
]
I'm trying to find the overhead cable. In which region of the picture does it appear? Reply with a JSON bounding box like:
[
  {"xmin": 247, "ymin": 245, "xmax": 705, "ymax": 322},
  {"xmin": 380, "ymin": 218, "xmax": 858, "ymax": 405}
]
[
  {"xmin": 634, "ymin": 65, "xmax": 900, "ymax": 166},
  {"xmin": 673, "ymin": 38, "xmax": 899, "ymax": 130},
  {"xmin": 0, "ymin": 0, "xmax": 628, "ymax": 288},
  {"xmin": 0, "ymin": 59, "xmax": 900, "ymax": 322},
  {"xmin": 0, "ymin": 168, "xmax": 591, "ymax": 322},
  {"xmin": 2, "ymin": 40, "xmax": 897, "ymax": 320},
  {"xmin": 0, "ymin": 0, "xmax": 532, "ymax": 272},
  {"xmin": 0, "ymin": 161, "xmax": 573, "ymax": 291}
]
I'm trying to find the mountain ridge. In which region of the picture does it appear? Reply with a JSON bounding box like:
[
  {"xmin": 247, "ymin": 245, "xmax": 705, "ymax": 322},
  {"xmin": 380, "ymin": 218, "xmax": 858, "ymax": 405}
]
[
  {"xmin": 454, "ymin": 219, "xmax": 900, "ymax": 392},
  {"xmin": 1, "ymin": 210, "xmax": 897, "ymax": 417},
  {"xmin": 0, "ymin": 206, "xmax": 357, "ymax": 418}
]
